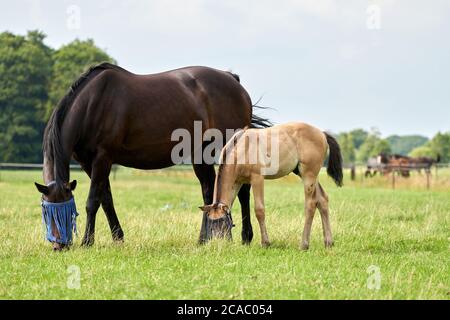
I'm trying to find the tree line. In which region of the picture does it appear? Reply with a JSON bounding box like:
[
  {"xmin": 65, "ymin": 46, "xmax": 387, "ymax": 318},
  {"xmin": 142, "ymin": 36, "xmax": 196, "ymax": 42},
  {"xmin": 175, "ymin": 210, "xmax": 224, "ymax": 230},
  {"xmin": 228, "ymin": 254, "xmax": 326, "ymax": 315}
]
[
  {"xmin": 0, "ymin": 30, "xmax": 448, "ymax": 164},
  {"xmin": 337, "ymin": 128, "xmax": 449, "ymax": 165},
  {"xmin": 0, "ymin": 30, "xmax": 114, "ymax": 163}
]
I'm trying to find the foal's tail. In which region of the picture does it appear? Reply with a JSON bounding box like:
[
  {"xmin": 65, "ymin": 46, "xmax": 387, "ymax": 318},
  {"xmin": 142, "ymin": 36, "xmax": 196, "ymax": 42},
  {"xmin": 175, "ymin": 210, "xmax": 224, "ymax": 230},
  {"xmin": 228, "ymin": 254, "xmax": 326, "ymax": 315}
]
[{"xmin": 324, "ymin": 132, "xmax": 343, "ymax": 187}]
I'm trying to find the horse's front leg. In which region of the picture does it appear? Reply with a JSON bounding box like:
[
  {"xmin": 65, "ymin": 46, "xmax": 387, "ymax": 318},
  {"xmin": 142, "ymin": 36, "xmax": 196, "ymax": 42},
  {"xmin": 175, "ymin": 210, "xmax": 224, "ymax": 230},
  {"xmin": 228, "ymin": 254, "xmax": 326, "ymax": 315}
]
[
  {"xmin": 81, "ymin": 155, "xmax": 111, "ymax": 246},
  {"xmin": 252, "ymin": 177, "xmax": 270, "ymax": 247},
  {"xmin": 193, "ymin": 163, "xmax": 216, "ymax": 244},
  {"xmin": 101, "ymin": 179, "xmax": 124, "ymax": 242}
]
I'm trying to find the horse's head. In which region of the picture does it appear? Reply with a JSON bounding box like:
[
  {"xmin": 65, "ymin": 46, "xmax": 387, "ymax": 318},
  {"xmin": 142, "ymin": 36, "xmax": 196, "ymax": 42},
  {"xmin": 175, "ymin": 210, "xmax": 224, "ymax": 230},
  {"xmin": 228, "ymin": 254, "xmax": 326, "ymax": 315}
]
[
  {"xmin": 34, "ymin": 180, "xmax": 78, "ymax": 251},
  {"xmin": 199, "ymin": 202, "xmax": 234, "ymax": 241},
  {"xmin": 35, "ymin": 180, "xmax": 77, "ymax": 203},
  {"xmin": 377, "ymin": 153, "xmax": 389, "ymax": 164}
]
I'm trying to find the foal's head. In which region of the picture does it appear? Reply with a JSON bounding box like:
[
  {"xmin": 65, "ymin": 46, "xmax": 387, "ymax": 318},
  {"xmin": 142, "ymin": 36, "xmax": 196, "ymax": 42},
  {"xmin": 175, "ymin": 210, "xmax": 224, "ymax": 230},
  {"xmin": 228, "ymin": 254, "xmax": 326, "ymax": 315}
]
[
  {"xmin": 34, "ymin": 180, "xmax": 77, "ymax": 251},
  {"xmin": 199, "ymin": 203, "xmax": 234, "ymax": 240}
]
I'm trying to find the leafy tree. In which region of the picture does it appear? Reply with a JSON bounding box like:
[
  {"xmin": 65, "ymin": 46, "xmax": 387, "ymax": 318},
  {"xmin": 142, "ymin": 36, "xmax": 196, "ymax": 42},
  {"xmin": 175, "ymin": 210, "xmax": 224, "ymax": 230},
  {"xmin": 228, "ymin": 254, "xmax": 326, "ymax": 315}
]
[
  {"xmin": 373, "ymin": 139, "xmax": 391, "ymax": 156},
  {"xmin": 409, "ymin": 145, "xmax": 434, "ymax": 158},
  {"xmin": 356, "ymin": 129, "xmax": 391, "ymax": 162},
  {"xmin": 0, "ymin": 31, "xmax": 53, "ymax": 162},
  {"xmin": 428, "ymin": 132, "xmax": 450, "ymax": 162},
  {"xmin": 46, "ymin": 39, "xmax": 115, "ymax": 118},
  {"xmin": 386, "ymin": 135, "xmax": 428, "ymax": 155},
  {"xmin": 338, "ymin": 132, "xmax": 355, "ymax": 165},
  {"xmin": 410, "ymin": 131, "xmax": 450, "ymax": 162},
  {"xmin": 0, "ymin": 32, "xmax": 116, "ymax": 162},
  {"xmin": 348, "ymin": 129, "xmax": 368, "ymax": 150}
]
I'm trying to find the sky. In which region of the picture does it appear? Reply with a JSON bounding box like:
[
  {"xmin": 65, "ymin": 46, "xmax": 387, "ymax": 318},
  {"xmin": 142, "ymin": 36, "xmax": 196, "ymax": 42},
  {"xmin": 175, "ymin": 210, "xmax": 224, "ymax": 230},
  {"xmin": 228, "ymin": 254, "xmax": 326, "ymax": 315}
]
[{"xmin": 1, "ymin": 0, "xmax": 449, "ymax": 138}]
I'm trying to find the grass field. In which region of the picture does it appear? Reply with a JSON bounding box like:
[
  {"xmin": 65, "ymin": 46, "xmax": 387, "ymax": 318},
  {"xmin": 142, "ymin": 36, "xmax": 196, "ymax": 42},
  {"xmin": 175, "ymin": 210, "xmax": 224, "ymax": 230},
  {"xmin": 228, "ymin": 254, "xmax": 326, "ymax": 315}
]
[{"xmin": 0, "ymin": 168, "xmax": 448, "ymax": 299}]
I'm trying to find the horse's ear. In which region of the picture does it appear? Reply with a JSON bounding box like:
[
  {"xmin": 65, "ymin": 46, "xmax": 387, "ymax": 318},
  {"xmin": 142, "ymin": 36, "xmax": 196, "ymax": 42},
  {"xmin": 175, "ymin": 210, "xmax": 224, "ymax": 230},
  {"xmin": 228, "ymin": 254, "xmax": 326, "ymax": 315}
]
[
  {"xmin": 199, "ymin": 204, "xmax": 213, "ymax": 212},
  {"xmin": 34, "ymin": 182, "xmax": 49, "ymax": 195},
  {"xmin": 70, "ymin": 180, "xmax": 77, "ymax": 191}
]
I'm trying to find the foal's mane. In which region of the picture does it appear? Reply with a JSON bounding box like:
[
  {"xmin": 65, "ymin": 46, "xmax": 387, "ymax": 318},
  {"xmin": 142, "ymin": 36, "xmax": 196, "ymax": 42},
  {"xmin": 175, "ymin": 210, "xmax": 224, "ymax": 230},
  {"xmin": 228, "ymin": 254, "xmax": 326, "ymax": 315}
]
[
  {"xmin": 43, "ymin": 62, "xmax": 124, "ymax": 182},
  {"xmin": 215, "ymin": 128, "xmax": 248, "ymax": 197}
]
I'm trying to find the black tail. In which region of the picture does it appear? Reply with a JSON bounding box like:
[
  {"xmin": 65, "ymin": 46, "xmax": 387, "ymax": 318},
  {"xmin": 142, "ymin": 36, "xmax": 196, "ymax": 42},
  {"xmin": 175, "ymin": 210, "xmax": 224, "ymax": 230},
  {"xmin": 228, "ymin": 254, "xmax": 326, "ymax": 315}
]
[
  {"xmin": 251, "ymin": 101, "xmax": 273, "ymax": 129},
  {"xmin": 227, "ymin": 71, "xmax": 272, "ymax": 129},
  {"xmin": 436, "ymin": 154, "xmax": 441, "ymax": 163},
  {"xmin": 325, "ymin": 132, "xmax": 343, "ymax": 187}
]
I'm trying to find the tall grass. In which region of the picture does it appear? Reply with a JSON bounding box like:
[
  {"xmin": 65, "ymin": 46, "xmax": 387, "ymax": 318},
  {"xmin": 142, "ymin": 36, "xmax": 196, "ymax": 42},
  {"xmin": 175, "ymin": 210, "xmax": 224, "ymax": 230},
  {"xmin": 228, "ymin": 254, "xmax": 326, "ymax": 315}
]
[{"xmin": 0, "ymin": 168, "xmax": 448, "ymax": 299}]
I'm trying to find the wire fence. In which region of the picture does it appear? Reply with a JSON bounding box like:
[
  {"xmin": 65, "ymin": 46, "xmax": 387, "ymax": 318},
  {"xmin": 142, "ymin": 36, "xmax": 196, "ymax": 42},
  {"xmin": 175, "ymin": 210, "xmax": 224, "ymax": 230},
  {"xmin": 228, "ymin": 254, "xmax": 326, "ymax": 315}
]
[
  {"xmin": 346, "ymin": 162, "xmax": 450, "ymax": 190},
  {"xmin": 1, "ymin": 162, "xmax": 449, "ymax": 190}
]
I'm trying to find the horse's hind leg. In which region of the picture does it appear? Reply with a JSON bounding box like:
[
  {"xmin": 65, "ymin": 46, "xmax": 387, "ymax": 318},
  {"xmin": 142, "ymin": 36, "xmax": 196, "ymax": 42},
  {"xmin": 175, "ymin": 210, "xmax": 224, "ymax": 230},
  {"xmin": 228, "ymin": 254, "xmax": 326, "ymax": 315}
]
[
  {"xmin": 316, "ymin": 183, "xmax": 333, "ymax": 248},
  {"xmin": 238, "ymin": 184, "xmax": 253, "ymax": 244},
  {"xmin": 101, "ymin": 179, "xmax": 124, "ymax": 242},
  {"xmin": 193, "ymin": 163, "xmax": 216, "ymax": 244}
]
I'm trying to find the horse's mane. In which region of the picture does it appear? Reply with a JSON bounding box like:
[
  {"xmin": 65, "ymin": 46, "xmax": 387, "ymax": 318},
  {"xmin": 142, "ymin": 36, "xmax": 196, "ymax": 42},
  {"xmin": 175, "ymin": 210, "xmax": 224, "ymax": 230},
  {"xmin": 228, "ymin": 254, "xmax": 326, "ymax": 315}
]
[{"xmin": 43, "ymin": 62, "xmax": 124, "ymax": 182}]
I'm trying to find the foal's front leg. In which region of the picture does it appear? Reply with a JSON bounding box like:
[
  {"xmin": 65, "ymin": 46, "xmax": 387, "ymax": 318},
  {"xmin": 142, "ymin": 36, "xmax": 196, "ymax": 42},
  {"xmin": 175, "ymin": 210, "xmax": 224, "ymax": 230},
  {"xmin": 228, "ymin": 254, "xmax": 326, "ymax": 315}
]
[{"xmin": 252, "ymin": 177, "xmax": 270, "ymax": 247}]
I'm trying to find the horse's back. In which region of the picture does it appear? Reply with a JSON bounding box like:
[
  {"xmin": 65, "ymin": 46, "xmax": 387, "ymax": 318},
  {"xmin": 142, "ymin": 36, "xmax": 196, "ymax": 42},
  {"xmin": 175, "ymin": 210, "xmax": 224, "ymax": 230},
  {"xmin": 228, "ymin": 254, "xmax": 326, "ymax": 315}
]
[{"xmin": 71, "ymin": 65, "xmax": 252, "ymax": 169}]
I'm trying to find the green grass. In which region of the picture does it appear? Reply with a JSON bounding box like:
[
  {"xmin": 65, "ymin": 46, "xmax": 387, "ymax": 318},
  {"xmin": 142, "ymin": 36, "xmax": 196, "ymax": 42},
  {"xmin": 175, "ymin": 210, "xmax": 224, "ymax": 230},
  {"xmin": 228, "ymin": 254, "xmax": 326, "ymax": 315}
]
[{"xmin": 0, "ymin": 168, "xmax": 448, "ymax": 299}]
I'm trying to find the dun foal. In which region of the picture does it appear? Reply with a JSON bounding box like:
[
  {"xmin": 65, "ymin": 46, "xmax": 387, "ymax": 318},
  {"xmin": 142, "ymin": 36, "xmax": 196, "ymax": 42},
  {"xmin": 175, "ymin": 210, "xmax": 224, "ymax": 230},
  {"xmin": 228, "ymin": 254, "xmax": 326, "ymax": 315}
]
[{"xmin": 200, "ymin": 122, "xmax": 343, "ymax": 249}]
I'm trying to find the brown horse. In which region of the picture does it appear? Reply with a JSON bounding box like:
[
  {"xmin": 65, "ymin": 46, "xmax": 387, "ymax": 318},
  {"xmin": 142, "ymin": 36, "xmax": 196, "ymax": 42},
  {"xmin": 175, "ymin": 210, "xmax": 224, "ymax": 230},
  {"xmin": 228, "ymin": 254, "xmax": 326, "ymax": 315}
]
[
  {"xmin": 34, "ymin": 63, "xmax": 270, "ymax": 250},
  {"xmin": 200, "ymin": 122, "xmax": 343, "ymax": 250}
]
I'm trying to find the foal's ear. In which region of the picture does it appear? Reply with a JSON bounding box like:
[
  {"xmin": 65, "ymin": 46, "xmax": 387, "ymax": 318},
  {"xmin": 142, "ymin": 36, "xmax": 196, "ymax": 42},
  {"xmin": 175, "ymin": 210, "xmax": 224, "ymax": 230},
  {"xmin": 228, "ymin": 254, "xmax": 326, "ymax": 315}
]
[
  {"xmin": 199, "ymin": 204, "xmax": 213, "ymax": 212},
  {"xmin": 218, "ymin": 203, "xmax": 230, "ymax": 213},
  {"xmin": 34, "ymin": 182, "xmax": 49, "ymax": 195}
]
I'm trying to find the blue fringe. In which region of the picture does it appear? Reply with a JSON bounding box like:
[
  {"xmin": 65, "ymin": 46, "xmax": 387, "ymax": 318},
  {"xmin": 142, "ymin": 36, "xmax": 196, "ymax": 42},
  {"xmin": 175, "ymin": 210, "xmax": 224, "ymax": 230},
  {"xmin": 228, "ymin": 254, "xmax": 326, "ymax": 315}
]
[{"xmin": 42, "ymin": 197, "xmax": 78, "ymax": 245}]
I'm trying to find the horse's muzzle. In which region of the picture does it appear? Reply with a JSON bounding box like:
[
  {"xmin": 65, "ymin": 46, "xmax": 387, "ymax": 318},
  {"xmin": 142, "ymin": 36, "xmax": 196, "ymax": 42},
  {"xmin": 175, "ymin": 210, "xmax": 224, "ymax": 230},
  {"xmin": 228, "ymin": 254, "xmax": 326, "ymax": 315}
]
[{"xmin": 205, "ymin": 213, "xmax": 234, "ymax": 241}]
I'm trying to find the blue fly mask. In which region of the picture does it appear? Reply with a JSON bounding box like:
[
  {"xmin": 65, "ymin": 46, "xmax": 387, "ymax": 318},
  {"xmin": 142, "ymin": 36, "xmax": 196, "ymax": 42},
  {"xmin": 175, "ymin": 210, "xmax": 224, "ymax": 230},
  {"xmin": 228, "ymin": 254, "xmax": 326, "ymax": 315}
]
[{"xmin": 42, "ymin": 197, "xmax": 79, "ymax": 245}]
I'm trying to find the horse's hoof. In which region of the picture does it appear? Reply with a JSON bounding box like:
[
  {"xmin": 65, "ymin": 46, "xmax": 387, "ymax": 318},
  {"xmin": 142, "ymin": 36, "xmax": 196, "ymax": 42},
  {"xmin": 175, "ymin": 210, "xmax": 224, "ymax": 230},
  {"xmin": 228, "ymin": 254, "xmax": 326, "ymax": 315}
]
[
  {"xmin": 241, "ymin": 230, "xmax": 253, "ymax": 245},
  {"xmin": 112, "ymin": 230, "xmax": 124, "ymax": 242},
  {"xmin": 301, "ymin": 243, "xmax": 309, "ymax": 250},
  {"xmin": 81, "ymin": 237, "xmax": 95, "ymax": 247}
]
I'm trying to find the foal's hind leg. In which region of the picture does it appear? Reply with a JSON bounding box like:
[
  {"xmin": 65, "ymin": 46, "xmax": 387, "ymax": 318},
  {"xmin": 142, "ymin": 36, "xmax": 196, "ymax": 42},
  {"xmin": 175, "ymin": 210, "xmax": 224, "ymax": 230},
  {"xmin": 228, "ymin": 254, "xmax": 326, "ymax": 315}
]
[
  {"xmin": 316, "ymin": 183, "xmax": 333, "ymax": 248},
  {"xmin": 301, "ymin": 175, "xmax": 318, "ymax": 250}
]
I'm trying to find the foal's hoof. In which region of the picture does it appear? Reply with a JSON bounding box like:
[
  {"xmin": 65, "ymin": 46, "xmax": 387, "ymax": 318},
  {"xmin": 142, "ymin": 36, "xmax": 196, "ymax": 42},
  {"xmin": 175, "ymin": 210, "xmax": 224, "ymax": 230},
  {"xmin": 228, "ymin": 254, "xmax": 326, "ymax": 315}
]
[
  {"xmin": 324, "ymin": 240, "xmax": 334, "ymax": 248},
  {"xmin": 301, "ymin": 243, "xmax": 310, "ymax": 250},
  {"xmin": 261, "ymin": 241, "xmax": 271, "ymax": 248}
]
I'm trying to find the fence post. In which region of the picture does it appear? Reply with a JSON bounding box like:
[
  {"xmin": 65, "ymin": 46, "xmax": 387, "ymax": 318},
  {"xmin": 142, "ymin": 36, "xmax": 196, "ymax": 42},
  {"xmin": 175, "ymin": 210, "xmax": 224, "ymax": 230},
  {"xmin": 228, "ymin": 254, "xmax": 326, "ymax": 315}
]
[{"xmin": 391, "ymin": 171, "xmax": 395, "ymax": 190}]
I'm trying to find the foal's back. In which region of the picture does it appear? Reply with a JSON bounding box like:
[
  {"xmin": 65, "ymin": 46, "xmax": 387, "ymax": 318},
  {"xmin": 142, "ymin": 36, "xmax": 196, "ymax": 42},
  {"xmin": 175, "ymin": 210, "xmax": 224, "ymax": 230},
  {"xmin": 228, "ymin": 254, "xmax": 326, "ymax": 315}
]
[{"xmin": 229, "ymin": 122, "xmax": 328, "ymax": 180}]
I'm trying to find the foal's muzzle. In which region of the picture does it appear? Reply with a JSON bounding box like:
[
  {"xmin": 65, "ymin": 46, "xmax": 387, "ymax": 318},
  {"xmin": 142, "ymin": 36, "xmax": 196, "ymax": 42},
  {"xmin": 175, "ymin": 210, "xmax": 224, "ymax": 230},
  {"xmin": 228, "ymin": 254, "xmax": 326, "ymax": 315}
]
[
  {"xmin": 41, "ymin": 197, "xmax": 79, "ymax": 247},
  {"xmin": 206, "ymin": 212, "xmax": 234, "ymax": 241}
]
